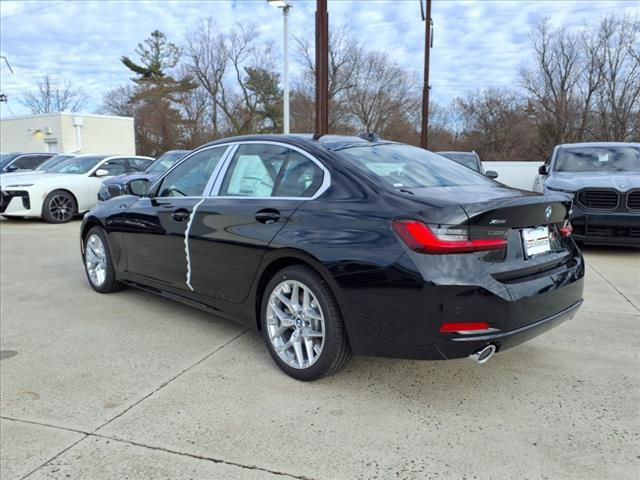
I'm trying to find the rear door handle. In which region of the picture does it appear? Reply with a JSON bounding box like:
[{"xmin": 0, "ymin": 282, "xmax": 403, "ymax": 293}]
[
  {"xmin": 255, "ymin": 208, "xmax": 280, "ymax": 224},
  {"xmin": 172, "ymin": 208, "xmax": 191, "ymax": 222}
]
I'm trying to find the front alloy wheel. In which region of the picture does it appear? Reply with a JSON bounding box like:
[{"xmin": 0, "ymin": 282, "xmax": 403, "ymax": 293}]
[
  {"xmin": 82, "ymin": 226, "xmax": 123, "ymax": 293},
  {"xmin": 261, "ymin": 266, "xmax": 351, "ymax": 381},
  {"xmin": 85, "ymin": 233, "xmax": 107, "ymax": 288}
]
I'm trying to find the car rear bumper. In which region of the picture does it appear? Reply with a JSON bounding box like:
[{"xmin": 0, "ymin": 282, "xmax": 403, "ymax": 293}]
[
  {"xmin": 339, "ymin": 249, "xmax": 585, "ymax": 361},
  {"xmin": 571, "ymin": 205, "xmax": 640, "ymax": 247},
  {"xmin": 436, "ymin": 299, "xmax": 583, "ymax": 359}
]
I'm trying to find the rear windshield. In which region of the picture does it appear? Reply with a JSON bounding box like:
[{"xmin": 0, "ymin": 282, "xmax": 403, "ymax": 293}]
[
  {"xmin": 555, "ymin": 146, "xmax": 640, "ymax": 172},
  {"xmin": 47, "ymin": 156, "xmax": 106, "ymax": 174},
  {"xmin": 437, "ymin": 152, "xmax": 479, "ymax": 171},
  {"xmin": 336, "ymin": 144, "xmax": 492, "ymax": 189}
]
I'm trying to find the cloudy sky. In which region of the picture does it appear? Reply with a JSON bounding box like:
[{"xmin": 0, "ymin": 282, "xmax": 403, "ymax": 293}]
[{"xmin": 1, "ymin": 0, "xmax": 639, "ymax": 118}]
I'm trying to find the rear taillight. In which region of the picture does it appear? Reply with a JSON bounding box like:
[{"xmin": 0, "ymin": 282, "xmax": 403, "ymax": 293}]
[{"xmin": 392, "ymin": 220, "xmax": 507, "ymax": 254}]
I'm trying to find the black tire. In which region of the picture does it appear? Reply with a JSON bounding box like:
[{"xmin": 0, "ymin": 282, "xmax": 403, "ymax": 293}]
[
  {"xmin": 42, "ymin": 189, "xmax": 77, "ymax": 223},
  {"xmin": 261, "ymin": 265, "xmax": 352, "ymax": 381},
  {"xmin": 82, "ymin": 226, "xmax": 123, "ymax": 293}
]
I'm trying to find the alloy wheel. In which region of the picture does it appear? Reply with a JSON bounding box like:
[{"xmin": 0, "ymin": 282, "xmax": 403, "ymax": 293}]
[
  {"xmin": 266, "ymin": 280, "xmax": 325, "ymax": 369},
  {"xmin": 85, "ymin": 234, "xmax": 107, "ymax": 287},
  {"xmin": 49, "ymin": 194, "xmax": 74, "ymax": 222}
]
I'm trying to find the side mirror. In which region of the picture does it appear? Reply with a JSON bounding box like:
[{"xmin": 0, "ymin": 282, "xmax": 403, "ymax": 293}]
[
  {"xmin": 538, "ymin": 164, "xmax": 549, "ymax": 175},
  {"xmin": 128, "ymin": 178, "xmax": 150, "ymax": 197},
  {"xmin": 485, "ymin": 170, "xmax": 499, "ymax": 179},
  {"xmin": 95, "ymin": 168, "xmax": 109, "ymax": 177}
]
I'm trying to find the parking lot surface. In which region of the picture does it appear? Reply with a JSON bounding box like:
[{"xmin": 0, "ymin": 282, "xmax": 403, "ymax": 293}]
[{"xmin": 1, "ymin": 218, "xmax": 639, "ymax": 480}]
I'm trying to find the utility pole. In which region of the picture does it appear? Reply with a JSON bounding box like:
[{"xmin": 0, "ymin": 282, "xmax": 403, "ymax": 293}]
[
  {"xmin": 315, "ymin": 0, "xmax": 329, "ymax": 136},
  {"xmin": 282, "ymin": 4, "xmax": 290, "ymax": 134},
  {"xmin": 420, "ymin": 0, "xmax": 432, "ymax": 149}
]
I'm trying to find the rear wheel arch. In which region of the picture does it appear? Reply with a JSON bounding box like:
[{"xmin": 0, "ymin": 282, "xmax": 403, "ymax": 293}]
[{"xmin": 253, "ymin": 251, "xmax": 344, "ymax": 331}]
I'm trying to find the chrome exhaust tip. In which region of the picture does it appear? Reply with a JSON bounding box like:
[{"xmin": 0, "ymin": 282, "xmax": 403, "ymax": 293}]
[{"xmin": 469, "ymin": 344, "xmax": 496, "ymax": 364}]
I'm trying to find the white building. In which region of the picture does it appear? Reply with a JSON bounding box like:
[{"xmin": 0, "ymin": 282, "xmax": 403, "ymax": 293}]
[{"xmin": 0, "ymin": 112, "xmax": 135, "ymax": 155}]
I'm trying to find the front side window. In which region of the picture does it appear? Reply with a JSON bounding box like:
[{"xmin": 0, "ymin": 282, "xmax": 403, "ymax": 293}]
[
  {"xmin": 220, "ymin": 144, "xmax": 324, "ymax": 198},
  {"xmin": 337, "ymin": 143, "xmax": 491, "ymax": 189},
  {"xmin": 157, "ymin": 147, "xmax": 227, "ymax": 197},
  {"xmin": 554, "ymin": 146, "xmax": 640, "ymax": 172}
]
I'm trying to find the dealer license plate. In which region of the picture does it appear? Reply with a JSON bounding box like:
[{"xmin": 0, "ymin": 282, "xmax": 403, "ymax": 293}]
[{"xmin": 522, "ymin": 226, "xmax": 551, "ymax": 257}]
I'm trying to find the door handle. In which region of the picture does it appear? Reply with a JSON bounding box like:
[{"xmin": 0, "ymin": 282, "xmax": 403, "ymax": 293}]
[
  {"xmin": 255, "ymin": 208, "xmax": 280, "ymax": 224},
  {"xmin": 172, "ymin": 208, "xmax": 191, "ymax": 222}
]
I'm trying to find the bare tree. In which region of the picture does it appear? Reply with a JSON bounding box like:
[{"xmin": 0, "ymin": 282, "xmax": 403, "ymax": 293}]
[
  {"xmin": 593, "ymin": 14, "xmax": 640, "ymax": 140},
  {"xmin": 456, "ymin": 89, "xmax": 538, "ymax": 160},
  {"xmin": 20, "ymin": 76, "xmax": 88, "ymax": 114},
  {"xmin": 99, "ymin": 85, "xmax": 138, "ymax": 117},
  {"xmin": 184, "ymin": 21, "xmax": 278, "ymax": 135},
  {"xmin": 184, "ymin": 18, "xmax": 227, "ymax": 136},
  {"xmin": 294, "ymin": 27, "xmax": 365, "ymax": 132},
  {"xmin": 346, "ymin": 51, "xmax": 418, "ymax": 134}
]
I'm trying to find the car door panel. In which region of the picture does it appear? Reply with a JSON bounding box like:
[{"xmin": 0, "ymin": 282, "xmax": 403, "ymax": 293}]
[
  {"xmin": 123, "ymin": 196, "xmax": 202, "ymax": 288},
  {"xmin": 188, "ymin": 198, "xmax": 305, "ymax": 302},
  {"xmin": 120, "ymin": 146, "xmax": 230, "ymax": 289}
]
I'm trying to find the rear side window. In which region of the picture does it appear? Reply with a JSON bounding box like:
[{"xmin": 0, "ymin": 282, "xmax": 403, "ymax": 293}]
[
  {"xmin": 220, "ymin": 144, "xmax": 323, "ymax": 198},
  {"xmin": 337, "ymin": 144, "xmax": 491, "ymax": 189},
  {"xmin": 158, "ymin": 147, "xmax": 226, "ymax": 197}
]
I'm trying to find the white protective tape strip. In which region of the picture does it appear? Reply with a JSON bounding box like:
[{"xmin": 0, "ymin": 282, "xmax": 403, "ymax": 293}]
[{"xmin": 184, "ymin": 198, "xmax": 206, "ymax": 291}]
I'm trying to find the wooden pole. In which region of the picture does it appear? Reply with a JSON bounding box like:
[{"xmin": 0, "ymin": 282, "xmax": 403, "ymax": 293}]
[{"xmin": 315, "ymin": 0, "xmax": 329, "ymax": 136}]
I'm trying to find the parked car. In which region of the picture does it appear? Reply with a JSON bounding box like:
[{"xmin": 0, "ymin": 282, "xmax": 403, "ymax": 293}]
[
  {"xmin": 0, "ymin": 152, "xmax": 55, "ymax": 173},
  {"xmin": 1, "ymin": 154, "xmax": 153, "ymax": 223},
  {"xmin": 1, "ymin": 154, "xmax": 78, "ymax": 177},
  {"xmin": 98, "ymin": 149, "xmax": 190, "ymax": 201},
  {"xmin": 533, "ymin": 142, "xmax": 640, "ymax": 247},
  {"xmin": 436, "ymin": 151, "xmax": 498, "ymax": 179},
  {"xmin": 80, "ymin": 134, "xmax": 584, "ymax": 380}
]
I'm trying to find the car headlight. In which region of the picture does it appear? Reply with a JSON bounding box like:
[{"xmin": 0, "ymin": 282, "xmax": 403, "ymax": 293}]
[{"xmin": 4, "ymin": 184, "xmax": 34, "ymax": 188}]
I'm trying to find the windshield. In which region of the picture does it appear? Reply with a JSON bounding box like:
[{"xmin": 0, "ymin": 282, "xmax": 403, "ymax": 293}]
[
  {"xmin": 146, "ymin": 150, "xmax": 189, "ymax": 173},
  {"xmin": 555, "ymin": 146, "xmax": 640, "ymax": 172},
  {"xmin": 337, "ymin": 144, "xmax": 492, "ymax": 189},
  {"xmin": 36, "ymin": 154, "xmax": 76, "ymax": 171},
  {"xmin": 437, "ymin": 152, "xmax": 480, "ymax": 171},
  {"xmin": 0, "ymin": 153, "xmax": 20, "ymax": 169},
  {"xmin": 47, "ymin": 155, "xmax": 106, "ymax": 174}
]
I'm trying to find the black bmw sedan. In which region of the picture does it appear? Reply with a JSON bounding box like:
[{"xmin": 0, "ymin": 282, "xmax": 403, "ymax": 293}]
[{"xmin": 80, "ymin": 134, "xmax": 584, "ymax": 380}]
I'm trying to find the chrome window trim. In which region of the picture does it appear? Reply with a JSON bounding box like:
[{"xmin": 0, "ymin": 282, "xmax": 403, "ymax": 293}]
[
  {"xmin": 209, "ymin": 140, "xmax": 331, "ymax": 200},
  {"xmin": 148, "ymin": 144, "xmax": 234, "ymax": 199}
]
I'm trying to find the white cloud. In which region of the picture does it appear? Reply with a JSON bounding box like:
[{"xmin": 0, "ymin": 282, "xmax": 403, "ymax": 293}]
[{"xmin": 1, "ymin": 0, "xmax": 638, "ymax": 118}]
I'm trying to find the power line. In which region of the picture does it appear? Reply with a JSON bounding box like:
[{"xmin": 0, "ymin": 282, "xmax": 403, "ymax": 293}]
[{"xmin": 0, "ymin": 1, "xmax": 66, "ymax": 20}]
